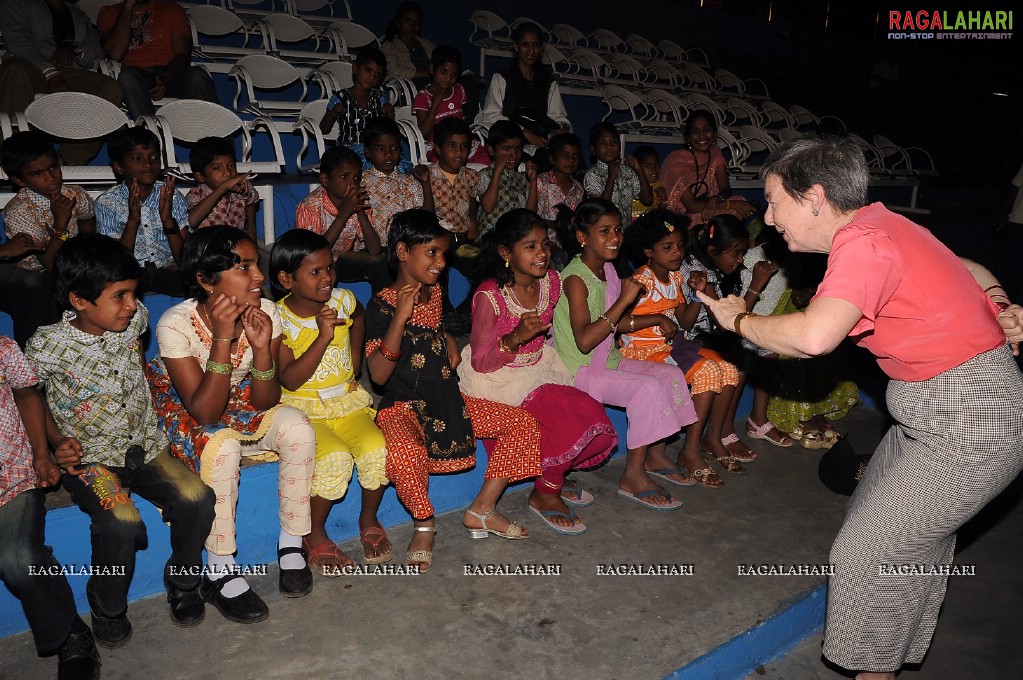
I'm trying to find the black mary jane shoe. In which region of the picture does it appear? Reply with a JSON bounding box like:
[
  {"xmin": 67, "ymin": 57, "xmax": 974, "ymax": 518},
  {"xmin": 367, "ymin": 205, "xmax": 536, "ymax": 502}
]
[
  {"xmin": 89, "ymin": 611, "xmax": 132, "ymax": 649},
  {"xmin": 199, "ymin": 574, "xmax": 269, "ymax": 624},
  {"xmin": 57, "ymin": 618, "xmax": 101, "ymax": 680},
  {"xmin": 277, "ymin": 546, "xmax": 313, "ymax": 598},
  {"xmin": 165, "ymin": 577, "xmax": 205, "ymax": 627}
]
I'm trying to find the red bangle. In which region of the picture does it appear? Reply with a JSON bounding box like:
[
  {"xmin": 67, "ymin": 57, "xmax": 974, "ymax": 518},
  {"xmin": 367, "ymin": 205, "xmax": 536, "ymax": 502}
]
[{"xmin": 377, "ymin": 343, "xmax": 400, "ymax": 362}]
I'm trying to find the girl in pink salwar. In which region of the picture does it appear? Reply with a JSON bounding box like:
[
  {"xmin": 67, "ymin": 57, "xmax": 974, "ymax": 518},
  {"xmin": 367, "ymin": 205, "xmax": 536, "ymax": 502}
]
[{"xmin": 552, "ymin": 199, "xmax": 698, "ymax": 511}]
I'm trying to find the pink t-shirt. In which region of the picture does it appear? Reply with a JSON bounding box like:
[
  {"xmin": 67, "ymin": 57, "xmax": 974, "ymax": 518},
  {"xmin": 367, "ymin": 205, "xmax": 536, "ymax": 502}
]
[{"xmin": 814, "ymin": 203, "xmax": 1004, "ymax": 382}]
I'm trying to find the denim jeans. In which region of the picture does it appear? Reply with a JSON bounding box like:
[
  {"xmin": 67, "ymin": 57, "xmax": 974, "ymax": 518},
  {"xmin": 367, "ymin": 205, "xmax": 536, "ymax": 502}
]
[
  {"xmin": 62, "ymin": 448, "xmax": 215, "ymax": 618},
  {"xmin": 0, "ymin": 489, "xmax": 77, "ymax": 655},
  {"xmin": 117, "ymin": 65, "xmax": 219, "ymax": 119}
]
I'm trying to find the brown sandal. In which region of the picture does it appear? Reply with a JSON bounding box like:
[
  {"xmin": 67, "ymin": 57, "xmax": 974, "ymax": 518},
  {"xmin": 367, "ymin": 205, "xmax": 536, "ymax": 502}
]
[
  {"xmin": 302, "ymin": 536, "xmax": 354, "ymax": 576},
  {"xmin": 359, "ymin": 527, "xmax": 393, "ymax": 565},
  {"xmin": 689, "ymin": 467, "xmax": 724, "ymax": 488},
  {"xmin": 702, "ymin": 451, "xmax": 745, "ymax": 474}
]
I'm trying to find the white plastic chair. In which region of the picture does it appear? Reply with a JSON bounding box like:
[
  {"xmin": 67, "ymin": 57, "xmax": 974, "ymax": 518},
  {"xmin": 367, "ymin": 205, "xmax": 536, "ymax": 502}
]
[
  {"xmin": 292, "ymin": 100, "xmax": 334, "ymax": 173},
  {"xmin": 384, "ymin": 76, "xmax": 417, "ymax": 109},
  {"xmin": 589, "ymin": 29, "xmax": 627, "ymax": 54},
  {"xmin": 657, "ymin": 39, "xmax": 688, "ymax": 63},
  {"xmin": 229, "ymin": 54, "xmax": 309, "ymax": 117},
  {"xmin": 468, "ymin": 11, "xmax": 512, "ymax": 50},
  {"xmin": 873, "ymin": 135, "xmax": 936, "ymax": 176},
  {"xmin": 288, "ymin": 0, "xmax": 350, "ymax": 21},
  {"xmin": 257, "ymin": 14, "xmax": 341, "ymax": 63},
  {"xmin": 777, "ymin": 128, "xmax": 806, "ymax": 142},
  {"xmin": 716, "ymin": 127, "xmax": 753, "ymax": 174},
  {"xmin": 681, "ymin": 93, "xmax": 726, "ymax": 128},
  {"xmin": 549, "ymin": 23, "xmax": 588, "ymax": 49},
  {"xmin": 568, "ymin": 48, "xmax": 611, "ymax": 84},
  {"xmin": 646, "ymin": 59, "xmax": 684, "ymax": 89},
  {"xmin": 682, "ymin": 65, "xmax": 718, "ymax": 93},
  {"xmin": 608, "ymin": 54, "xmax": 652, "ymax": 86},
  {"xmin": 310, "ymin": 61, "xmax": 354, "ymax": 100},
  {"xmin": 760, "ymin": 100, "xmax": 797, "ymax": 129},
  {"xmin": 188, "ymin": 5, "xmax": 264, "ymax": 67},
  {"xmin": 724, "ymin": 97, "xmax": 764, "ymax": 127},
  {"xmin": 849, "ymin": 133, "xmax": 890, "ymax": 176},
  {"xmin": 789, "ymin": 104, "xmax": 819, "ymax": 129},
  {"xmin": 24, "ymin": 93, "xmax": 130, "ymax": 185},
  {"xmin": 645, "ymin": 89, "xmax": 688, "ymax": 131},
  {"xmin": 324, "ymin": 22, "xmax": 378, "ymax": 58},
  {"xmin": 626, "ymin": 34, "xmax": 658, "ymax": 58},
  {"xmin": 145, "ymin": 99, "xmax": 285, "ymax": 177},
  {"xmin": 600, "ymin": 86, "xmax": 650, "ymax": 131}
]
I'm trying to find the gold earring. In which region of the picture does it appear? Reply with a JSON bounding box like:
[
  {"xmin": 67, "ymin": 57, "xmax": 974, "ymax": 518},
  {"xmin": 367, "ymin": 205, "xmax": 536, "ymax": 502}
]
[
  {"xmin": 812, "ymin": 209, "xmax": 819, "ymax": 217},
  {"xmin": 504, "ymin": 260, "xmax": 509, "ymax": 268}
]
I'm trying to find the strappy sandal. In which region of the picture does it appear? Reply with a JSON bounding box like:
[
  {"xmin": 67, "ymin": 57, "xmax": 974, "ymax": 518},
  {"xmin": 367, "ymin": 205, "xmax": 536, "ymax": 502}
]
[
  {"xmin": 689, "ymin": 467, "xmax": 724, "ymax": 488},
  {"xmin": 302, "ymin": 536, "xmax": 354, "ymax": 576},
  {"xmin": 746, "ymin": 417, "xmax": 793, "ymax": 448},
  {"xmin": 360, "ymin": 527, "xmax": 393, "ymax": 565},
  {"xmin": 406, "ymin": 525, "xmax": 437, "ymax": 573},
  {"xmin": 702, "ymin": 450, "xmax": 745, "ymax": 474},
  {"xmin": 463, "ymin": 507, "xmax": 528, "ymax": 540},
  {"xmin": 720, "ymin": 433, "xmax": 757, "ymax": 462}
]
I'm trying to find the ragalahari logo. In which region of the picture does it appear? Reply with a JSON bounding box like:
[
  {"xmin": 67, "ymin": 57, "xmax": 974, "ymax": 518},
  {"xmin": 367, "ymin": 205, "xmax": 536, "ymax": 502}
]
[{"xmin": 888, "ymin": 9, "xmax": 1012, "ymax": 40}]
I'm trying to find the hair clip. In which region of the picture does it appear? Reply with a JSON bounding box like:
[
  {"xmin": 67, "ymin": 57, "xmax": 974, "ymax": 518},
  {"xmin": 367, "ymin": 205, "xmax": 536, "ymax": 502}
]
[
  {"xmin": 663, "ymin": 221, "xmax": 675, "ymax": 233},
  {"xmin": 708, "ymin": 224, "xmax": 715, "ymax": 239}
]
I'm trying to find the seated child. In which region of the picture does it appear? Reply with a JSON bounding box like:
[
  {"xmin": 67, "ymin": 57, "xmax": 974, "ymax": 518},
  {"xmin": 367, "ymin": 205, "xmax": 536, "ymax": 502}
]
[
  {"xmin": 412, "ymin": 45, "xmax": 488, "ymax": 165},
  {"xmin": 186, "ymin": 136, "xmax": 260, "ymax": 240},
  {"xmin": 319, "ymin": 46, "xmax": 409, "ymax": 173},
  {"xmin": 146, "ymin": 227, "xmax": 317, "ymax": 621},
  {"xmin": 552, "ymin": 199, "xmax": 697, "ymax": 510},
  {"xmin": 0, "ymin": 334, "xmax": 101, "ymax": 680},
  {"xmin": 361, "ymin": 117, "xmax": 434, "ymax": 247},
  {"xmin": 365, "ymin": 209, "xmax": 542, "ymax": 571},
  {"xmin": 630, "ymin": 146, "xmax": 667, "ymax": 220},
  {"xmin": 620, "ymin": 209, "xmax": 745, "ymax": 487},
  {"xmin": 94, "ymin": 127, "xmax": 189, "ymax": 297},
  {"xmin": 270, "ymin": 230, "xmax": 392, "ymax": 569},
  {"xmin": 536, "ymin": 133, "xmax": 584, "ymax": 222},
  {"xmin": 428, "ymin": 118, "xmax": 480, "ymax": 243},
  {"xmin": 1, "ymin": 131, "xmax": 95, "ymax": 347},
  {"xmin": 25, "ymin": 234, "xmax": 216, "ymax": 646},
  {"xmin": 582, "ymin": 122, "xmax": 652, "ymax": 226},
  {"xmin": 680, "ymin": 214, "xmax": 790, "ymax": 460},
  {"xmin": 459, "ymin": 209, "xmax": 617, "ymax": 535},
  {"xmin": 295, "ymin": 146, "xmax": 390, "ymax": 291},
  {"xmin": 477, "ymin": 120, "xmax": 538, "ymax": 237}
]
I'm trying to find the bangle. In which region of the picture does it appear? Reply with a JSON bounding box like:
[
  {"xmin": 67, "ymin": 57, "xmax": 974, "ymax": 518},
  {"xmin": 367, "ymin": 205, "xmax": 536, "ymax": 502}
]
[
  {"xmin": 498, "ymin": 336, "xmax": 512, "ymax": 353},
  {"xmin": 734, "ymin": 311, "xmax": 756, "ymax": 338},
  {"xmin": 510, "ymin": 330, "xmax": 523, "ymax": 347},
  {"xmin": 628, "ymin": 315, "xmax": 635, "ymax": 332},
  {"xmin": 205, "ymin": 359, "xmax": 232, "ymax": 374},
  {"xmin": 250, "ymin": 360, "xmax": 276, "ymax": 381},
  {"xmin": 747, "ymin": 288, "xmax": 763, "ymax": 297},
  {"xmin": 212, "ymin": 336, "xmax": 236, "ymax": 343},
  {"xmin": 994, "ymin": 301, "xmax": 1010, "ymax": 312},
  {"xmin": 377, "ymin": 343, "xmax": 400, "ymax": 362},
  {"xmin": 984, "ymin": 284, "xmax": 1006, "ymax": 293},
  {"xmin": 597, "ymin": 314, "xmax": 616, "ymax": 331}
]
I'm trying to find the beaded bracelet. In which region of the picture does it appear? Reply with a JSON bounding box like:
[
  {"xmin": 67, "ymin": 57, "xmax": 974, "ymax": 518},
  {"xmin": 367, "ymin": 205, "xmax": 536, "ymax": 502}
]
[
  {"xmin": 205, "ymin": 359, "xmax": 232, "ymax": 375},
  {"xmin": 250, "ymin": 360, "xmax": 277, "ymax": 381},
  {"xmin": 598, "ymin": 314, "xmax": 616, "ymax": 331},
  {"xmin": 378, "ymin": 343, "xmax": 400, "ymax": 362}
]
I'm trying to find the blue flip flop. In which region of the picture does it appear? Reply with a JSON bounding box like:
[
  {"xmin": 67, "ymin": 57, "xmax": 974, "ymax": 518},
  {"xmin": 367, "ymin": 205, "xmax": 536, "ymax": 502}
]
[
  {"xmin": 528, "ymin": 505, "xmax": 588, "ymax": 535},
  {"xmin": 617, "ymin": 488, "xmax": 684, "ymax": 511},
  {"xmin": 560, "ymin": 480, "xmax": 595, "ymax": 507}
]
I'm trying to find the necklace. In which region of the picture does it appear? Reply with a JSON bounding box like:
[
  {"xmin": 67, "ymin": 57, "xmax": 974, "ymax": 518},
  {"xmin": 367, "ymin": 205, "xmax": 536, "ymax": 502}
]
[
  {"xmin": 688, "ymin": 148, "xmax": 712, "ymax": 198},
  {"xmin": 502, "ymin": 277, "xmax": 547, "ymax": 316}
]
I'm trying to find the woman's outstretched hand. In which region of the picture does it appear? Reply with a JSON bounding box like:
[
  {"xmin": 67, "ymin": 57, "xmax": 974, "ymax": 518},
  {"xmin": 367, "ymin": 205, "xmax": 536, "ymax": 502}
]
[{"xmin": 696, "ymin": 290, "xmax": 747, "ymax": 333}]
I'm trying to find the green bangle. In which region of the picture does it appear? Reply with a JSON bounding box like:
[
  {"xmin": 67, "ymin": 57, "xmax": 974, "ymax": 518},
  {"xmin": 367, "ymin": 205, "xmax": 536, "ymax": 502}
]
[
  {"xmin": 205, "ymin": 359, "xmax": 232, "ymax": 374},
  {"xmin": 250, "ymin": 360, "xmax": 277, "ymax": 381}
]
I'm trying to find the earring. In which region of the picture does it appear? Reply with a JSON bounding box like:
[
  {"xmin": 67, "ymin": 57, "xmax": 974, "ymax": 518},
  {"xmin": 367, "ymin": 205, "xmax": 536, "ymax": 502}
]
[
  {"xmin": 504, "ymin": 260, "xmax": 509, "ymax": 268},
  {"xmin": 812, "ymin": 209, "xmax": 819, "ymax": 217}
]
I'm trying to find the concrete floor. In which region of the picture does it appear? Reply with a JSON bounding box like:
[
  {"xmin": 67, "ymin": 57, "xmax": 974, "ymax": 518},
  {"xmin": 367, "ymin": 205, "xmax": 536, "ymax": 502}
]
[{"xmin": 2, "ymin": 407, "xmax": 1019, "ymax": 680}]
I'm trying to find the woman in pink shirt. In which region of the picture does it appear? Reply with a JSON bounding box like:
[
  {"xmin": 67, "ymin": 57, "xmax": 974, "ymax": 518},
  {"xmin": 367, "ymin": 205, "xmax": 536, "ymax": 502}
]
[{"xmin": 700, "ymin": 137, "xmax": 1023, "ymax": 680}]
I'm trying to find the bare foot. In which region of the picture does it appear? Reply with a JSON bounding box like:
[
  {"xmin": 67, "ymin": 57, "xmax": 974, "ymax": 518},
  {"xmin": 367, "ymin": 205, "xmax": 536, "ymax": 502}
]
[{"xmin": 528, "ymin": 489, "xmax": 583, "ymax": 530}]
